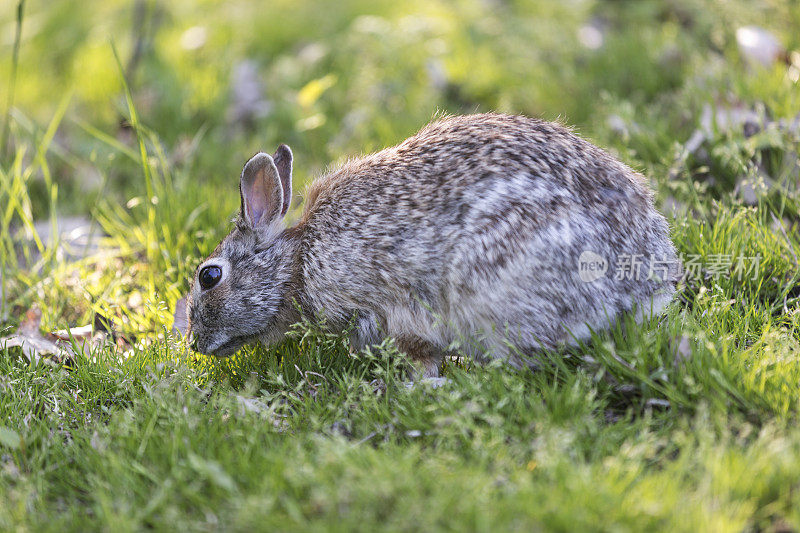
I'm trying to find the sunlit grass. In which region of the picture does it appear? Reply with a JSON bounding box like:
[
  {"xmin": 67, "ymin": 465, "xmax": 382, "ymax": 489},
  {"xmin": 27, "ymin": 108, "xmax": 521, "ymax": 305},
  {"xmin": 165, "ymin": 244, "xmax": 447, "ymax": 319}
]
[{"xmin": 1, "ymin": 0, "xmax": 800, "ymax": 530}]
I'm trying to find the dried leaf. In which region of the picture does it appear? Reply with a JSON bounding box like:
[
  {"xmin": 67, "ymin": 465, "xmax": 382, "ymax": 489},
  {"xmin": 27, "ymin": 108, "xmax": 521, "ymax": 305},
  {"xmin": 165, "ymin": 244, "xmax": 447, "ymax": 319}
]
[
  {"xmin": 0, "ymin": 306, "xmax": 111, "ymax": 365},
  {"xmin": 50, "ymin": 324, "xmax": 94, "ymax": 342},
  {"xmin": 1, "ymin": 334, "xmax": 65, "ymax": 364},
  {"xmin": 1, "ymin": 307, "xmax": 64, "ymax": 364}
]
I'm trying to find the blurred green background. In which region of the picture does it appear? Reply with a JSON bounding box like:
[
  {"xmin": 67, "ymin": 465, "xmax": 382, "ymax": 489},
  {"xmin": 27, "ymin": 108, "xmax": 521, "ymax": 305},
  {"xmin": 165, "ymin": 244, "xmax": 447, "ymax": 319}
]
[
  {"xmin": 3, "ymin": 0, "xmax": 798, "ymax": 208},
  {"xmin": 0, "ymin": 0, "xmax": 799, "ymax": 329}
]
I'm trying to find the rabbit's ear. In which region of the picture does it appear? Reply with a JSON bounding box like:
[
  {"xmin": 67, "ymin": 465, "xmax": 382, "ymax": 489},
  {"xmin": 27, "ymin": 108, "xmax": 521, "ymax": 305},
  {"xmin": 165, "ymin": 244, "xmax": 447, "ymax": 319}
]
[
  {"xmin": 240, "ymin": 152, "xmax": 284, "ymax": 228},
  {"xmin": 273, "ymin": 144, "xmax": 293, "ymax": 217}
]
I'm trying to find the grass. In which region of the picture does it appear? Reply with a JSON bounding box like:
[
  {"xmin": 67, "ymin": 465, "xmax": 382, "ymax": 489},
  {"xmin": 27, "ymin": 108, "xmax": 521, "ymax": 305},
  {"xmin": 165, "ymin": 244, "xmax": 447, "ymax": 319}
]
[{"xmin": 2, "ymin": 0, "xmax": 800, "ymax": 530}]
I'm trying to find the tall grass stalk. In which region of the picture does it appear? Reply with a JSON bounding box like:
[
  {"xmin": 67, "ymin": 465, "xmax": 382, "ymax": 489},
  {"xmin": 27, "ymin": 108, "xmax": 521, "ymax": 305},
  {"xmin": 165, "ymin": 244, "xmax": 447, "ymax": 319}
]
[
  {"xmin": 112, "ymin": 42, "xmax": 158, "ymax": 294},
  {"xmin": 0, "ymin": 0, "xmax": 25, "ymax": 162}
]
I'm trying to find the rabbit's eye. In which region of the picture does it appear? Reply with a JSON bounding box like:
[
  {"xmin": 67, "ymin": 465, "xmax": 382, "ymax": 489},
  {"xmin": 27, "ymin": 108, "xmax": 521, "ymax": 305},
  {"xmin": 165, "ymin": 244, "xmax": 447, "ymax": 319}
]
[{"xmin": 199, "ymin": 265, "xmax": 222, "ymax": 290}]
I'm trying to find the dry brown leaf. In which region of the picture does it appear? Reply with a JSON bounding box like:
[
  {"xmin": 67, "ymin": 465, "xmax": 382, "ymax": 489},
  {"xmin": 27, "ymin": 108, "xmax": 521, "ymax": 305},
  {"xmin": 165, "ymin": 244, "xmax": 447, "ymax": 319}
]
[
  {"xmin": 0, "ymin": 306, "xmax": 112, "ymax": 365},
  {"xmin": 1, "ymin": 334, "xmax": 65, "ymax": 365},
  {"xmin": 50, "ymin": 324, "xmax": 94, "ymax": 342},
  {"xmin": 1, "ymin": 307, "xmax": 70, "ymax": 364}
]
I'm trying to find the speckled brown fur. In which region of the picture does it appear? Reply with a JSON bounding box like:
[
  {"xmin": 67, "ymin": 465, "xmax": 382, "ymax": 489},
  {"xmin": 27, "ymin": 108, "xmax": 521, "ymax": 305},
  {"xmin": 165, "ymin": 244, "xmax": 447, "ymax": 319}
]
[{"xmin": 187, "ymin": 113, "xmax": 678, "ymax": 376}]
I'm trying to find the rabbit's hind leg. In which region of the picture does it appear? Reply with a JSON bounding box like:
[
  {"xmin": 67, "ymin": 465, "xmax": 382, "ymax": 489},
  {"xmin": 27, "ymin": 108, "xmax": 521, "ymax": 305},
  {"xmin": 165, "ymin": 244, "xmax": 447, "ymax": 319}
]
[
  {"xmin": 348, "ymin": 311, "xmax": 383, "ymax": 354},
  {"xmin": 394, "ymin": 335, "xmax": 446, "ymax": 380}
]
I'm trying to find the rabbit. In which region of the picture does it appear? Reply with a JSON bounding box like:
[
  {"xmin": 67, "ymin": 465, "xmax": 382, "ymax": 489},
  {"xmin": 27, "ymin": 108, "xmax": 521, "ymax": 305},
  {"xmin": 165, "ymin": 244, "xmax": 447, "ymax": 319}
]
[{"xmin": 186, "ymin": 113, "xmax": 679, "ymax": 378}]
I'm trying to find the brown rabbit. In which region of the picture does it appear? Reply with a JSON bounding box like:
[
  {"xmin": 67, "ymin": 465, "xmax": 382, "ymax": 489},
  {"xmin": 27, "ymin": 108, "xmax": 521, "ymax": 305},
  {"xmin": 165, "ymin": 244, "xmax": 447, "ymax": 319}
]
[{"xmin": 187, "ymin": 113, "xmax": 678, "ymax": 377}]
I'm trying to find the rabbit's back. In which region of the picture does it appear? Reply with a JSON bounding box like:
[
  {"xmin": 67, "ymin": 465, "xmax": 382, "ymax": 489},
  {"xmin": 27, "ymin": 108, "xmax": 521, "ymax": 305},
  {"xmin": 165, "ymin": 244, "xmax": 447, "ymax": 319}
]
[{"xmin": 298, "ymin": 113, "xmax": 677, "ymax": 360}]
